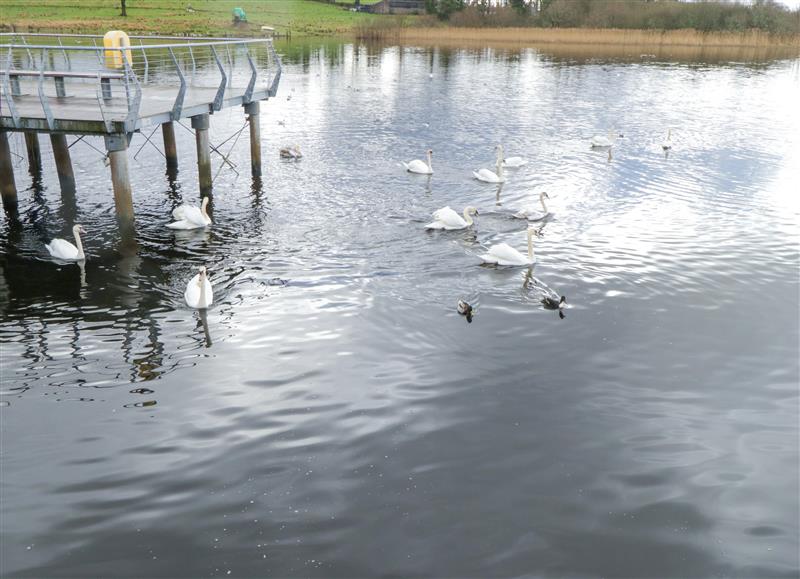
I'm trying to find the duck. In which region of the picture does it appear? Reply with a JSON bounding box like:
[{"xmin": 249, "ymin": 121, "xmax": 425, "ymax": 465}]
[
  {"xmin": 45, "ymin": 224, "xmax": 86, "ymax": 261},
  {"xmin": 523, "ymin": 270, "xmax": 567, "ymax": 317},
  {"xmin": 425, "ymin": 206, "xmax": 479, "ymax": 230},
  {"xmin": 514, "ymin": 192, "xmax": 551, "ymax": 221},
  {"xmin": 167, "ymin": 197, "xmax": 212, "ymax": 230},
  {"xmin": 457, "ymin": 299, "xmax": 473, "ymax": 323},
  {"xmin": 480, "ymin": 227, "xmax": 537, "ymax": 266},
  {"xmin": 473, "ymin": 145, "xmax": 505, "ymax": 183},
  {"xmin": 402, "ymin": 149, "xmax": 433, "ymax": 174},
  {"xmin": 661, "ymin": 129, "xmax": 673, "ymax": 150},
  {"xmin": 542, "ymin": 293, "xmax": 567, "ymax": 310},
  {"xmin": 540, "ymin": 288, "xmax": 566, "ymax": 319},
  {"xmin": 185, "ymin": 266, "xmax": 213, "ymax": 309},
  {"xmin": 280, "ymin": 145, "xmax": 302, "ymax": 159}
]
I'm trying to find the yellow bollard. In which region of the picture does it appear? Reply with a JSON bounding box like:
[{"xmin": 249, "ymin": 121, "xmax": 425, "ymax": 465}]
[{"xmin": 103, "ymin": 30, "xmax": 132, "ymax": 69}]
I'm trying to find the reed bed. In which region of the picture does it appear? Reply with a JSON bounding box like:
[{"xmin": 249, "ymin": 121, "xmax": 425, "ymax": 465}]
[{"xmin": 356, "ymin": 25, "xmax": 800, "ymax": 49}]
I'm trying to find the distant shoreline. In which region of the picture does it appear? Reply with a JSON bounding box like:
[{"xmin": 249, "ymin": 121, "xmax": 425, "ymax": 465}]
[
  {"xmin": 355, "ymin": 26, "xmax": 800, "ymax": 50},
  {"xmin": 2, "ymin": 20, "xmax": 798, "ymax": 53}
]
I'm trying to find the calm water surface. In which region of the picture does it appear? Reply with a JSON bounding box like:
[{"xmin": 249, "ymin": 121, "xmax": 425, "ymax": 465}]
[{"xmin": 1, "ymin": 42, "xmax": 799, "ymax": 578}]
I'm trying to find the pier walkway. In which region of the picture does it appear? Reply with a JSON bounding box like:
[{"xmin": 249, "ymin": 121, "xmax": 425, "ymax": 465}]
[{"xmin": 0, "ymin": 33, "xmax": 282, "ymax": 232}]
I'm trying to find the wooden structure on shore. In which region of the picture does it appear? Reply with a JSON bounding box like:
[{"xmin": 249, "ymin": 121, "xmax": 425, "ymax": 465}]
[
  {"xmin": 363, "ymin": 0, "xmax": 426, "ymax": 14},
  {"xmin": 0, "ymin": 33, "xmax": 281, "ymax": 238}
]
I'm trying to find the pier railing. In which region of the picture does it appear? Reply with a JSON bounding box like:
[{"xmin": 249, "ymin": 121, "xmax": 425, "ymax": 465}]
[{"xmin": 0, "ymin": 33, "xmax": 281, "ymax": 134}]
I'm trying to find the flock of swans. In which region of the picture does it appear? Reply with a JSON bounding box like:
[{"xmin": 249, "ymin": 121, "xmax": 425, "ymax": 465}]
[
  {"xmin": 42, "ymin": 129, "xmax": 674, "ymax": 316},
  {"xmin": 403, "ymin": 143, "xmax": 568, "ymax": 318},
  {"xmin": 404, "ymin": 129, "xmax": 673, "ymax": 318}
]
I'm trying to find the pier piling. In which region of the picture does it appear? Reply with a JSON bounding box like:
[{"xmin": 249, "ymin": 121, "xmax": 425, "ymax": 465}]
[
  {"xmin": 49, "ymin": 134, "xmax": 76, "ymax": 195},
  {"xmin": 0, "ymin": 131, "xmax": 18, "ymax": 213},
  {"xmin": 105, "ymin": 134, "xmax": 135, "ymax": 236},
  {"xmin": 245, "ymin": 101, "xmax": 261, "ymax": 178},
  {"xmin": 162, "ymin": 121, "xmax": 178, "ymax": 171},
  {"xmin": 192, "ymin": 114, "xmax": 212, "ymax": 196},
  {"xmin": 24, "ymin": 133, "xmax": 42, "ymax": 174}
]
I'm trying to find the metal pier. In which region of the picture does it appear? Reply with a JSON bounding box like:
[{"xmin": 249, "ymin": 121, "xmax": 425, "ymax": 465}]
[{"xmin": 0, "ymin": 33, "xmax": 281, "ymax": 233}]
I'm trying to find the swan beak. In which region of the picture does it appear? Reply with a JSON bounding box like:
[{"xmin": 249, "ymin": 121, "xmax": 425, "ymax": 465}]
[{"xmin": 474, "ymin": 210, "xmax": 480, "ymax": 216}]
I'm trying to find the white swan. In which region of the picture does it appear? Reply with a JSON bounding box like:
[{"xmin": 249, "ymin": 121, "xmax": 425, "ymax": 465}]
[
  {"xmin": 502, "ymin": 150, "xmax": 528, "ymax": 168},
  {"xmin": 402, "ymin": 149, "xmax": 433, "ymax": 175},
  {"xmin": 46, "ymin": 224, "xmax": 86, "ymax": 261},
  {"xmin": 481, "ymin": 227, "xmax": 537, "ymax": 266},
  {"xmin": 168, "ymin": 197, "xmax": 212, "ymax": 230},
  {"xmin": 591, "ymin": 131, "xmax": 616, "ymax": 148},
  {"xmin": 185, "ymin": 266, "xmax": 213, "ymax": 309},
  {"xmin": 280, "ymin": 145, "xmax": 302, "ymax": 159},
  {"xmin": 514, "ymin": 192, "xmax": 551, "ymax": 221},
  {"xmin": 473, "ymin": 145, "xmax": 505, "ymax": 183},
  {"xmin": 425, "ymin": 206, "xmax": 479, "ymax": 230},
  {"xmin": 661, "ymin": 129, "xmax": 673, "ymax": 150}
]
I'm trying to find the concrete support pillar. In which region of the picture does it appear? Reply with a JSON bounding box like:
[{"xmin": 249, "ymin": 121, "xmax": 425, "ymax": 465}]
[
  {"xmin": 162, "ymin": 121, "xmax": 178, "ymax": 171},
  {"xmin": 49, "ymin": 133, "xmax": 76, "ymax": 194},
  {"xmin": 105, "ymin": 134, "xmax": 135, "ymax": 238},
  {"xmin": 0, "ymin": 131, "xmax": 19, "ymax": 214},
  {"xmin": 244, "ymin": 101, "xmax": 261, "ymax": 178},
  {"xmin": 24, "ymin": 132, "xmax": 42, "ymax": 174},
  {"xmin": 191, "ymin": 113, "xmax": 212, "ymax": 197}
]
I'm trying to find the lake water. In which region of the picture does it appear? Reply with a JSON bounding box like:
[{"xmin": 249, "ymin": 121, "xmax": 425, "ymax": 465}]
[{"xmin": 1, "ymin": 41, "xmax": 799, "ymax": 577}]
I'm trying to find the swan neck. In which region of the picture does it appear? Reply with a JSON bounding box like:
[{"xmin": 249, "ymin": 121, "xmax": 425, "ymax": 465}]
[
  {"xmin": 426, "ymin": 151, "xmax": 432, "ymax": 171},
  {"xmin": 201, "ymin": 197, "xmax": 210, "ymax": 220},
  {"xmin": 73, "ymin": 227, "xmax": 85, "ymax": 259},
  {"xmin": 540, "ymin": 195, "xmax": 548, "ymax": 213},
  {"xmin": 199, "ymin": 275, "xmax": 207, "ymax": 308},
  {"xmin": 463, "ymin": 208, "xmax": 473, "ymax": 226},
  {"xmin": 527, "ymin": 231, "xmax": 534, "ymax": 260}
]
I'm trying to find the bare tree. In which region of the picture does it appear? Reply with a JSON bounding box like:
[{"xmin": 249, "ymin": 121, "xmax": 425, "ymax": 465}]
[{"xmin": 121, "ymin": 0, "xmax": 127, "ymax": 17}]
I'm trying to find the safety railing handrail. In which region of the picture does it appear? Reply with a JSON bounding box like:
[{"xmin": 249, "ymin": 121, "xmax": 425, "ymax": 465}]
[
  {"xmin": 0, "ymin": 39, "xmax": 272, "ymax": 52},
  {"xmin": 0, "ymin": 33, "xmax": 268, "ymax": 41},
  {"xmin": 0, "ymin": 36, "xmax": 281, "ymax": 135}
]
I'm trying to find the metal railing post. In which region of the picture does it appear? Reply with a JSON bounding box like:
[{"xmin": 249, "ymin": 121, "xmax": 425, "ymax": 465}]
[
  {"xmin": 37, "ymin": 48, "xmax": 55, "ymax": 129},
  {"xmin": 168, "ymin": 47, "xmax": 186, "ymax": 120},
  {"xmin": 210, "ymin": 45, "xmax": 226, "ymax": 111},
  {"xmin": 243, "ymin": 47, "xmax": 257, "ymax": 104},
  {"xmin": 139, "ymin": 38, "xmax": 149, "ymax": 84}
]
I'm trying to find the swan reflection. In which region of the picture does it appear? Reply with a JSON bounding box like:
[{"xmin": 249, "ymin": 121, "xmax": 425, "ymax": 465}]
[{"xmin": 198, "ymin": 309, "xmax": 213, "ymax": 348}]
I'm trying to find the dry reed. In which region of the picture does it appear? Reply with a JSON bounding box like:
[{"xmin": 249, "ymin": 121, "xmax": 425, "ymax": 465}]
[{"xmin": 358, "ymin": 26, "xmax": 800, "ymax": 50}]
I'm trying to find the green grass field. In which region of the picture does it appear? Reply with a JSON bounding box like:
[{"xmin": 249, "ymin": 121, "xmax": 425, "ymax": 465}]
[{"xmin": 0, "ymin": 0, "xmax": 394, "ymax": 36}]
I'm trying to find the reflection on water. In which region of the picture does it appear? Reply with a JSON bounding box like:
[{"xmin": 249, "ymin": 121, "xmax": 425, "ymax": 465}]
[
  {"xmin": 1, "ymin": 41, "xmax": 798, "ymax": 578},
  {"xmin": 387, "ymin": 38, "xmax": 800, "ymax": 64}
]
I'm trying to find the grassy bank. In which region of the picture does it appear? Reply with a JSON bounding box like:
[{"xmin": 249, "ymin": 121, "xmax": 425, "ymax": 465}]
[
  {"xmin": 1, "ymin": 0, "xmax": 798, "ymax": 50},
  {"xmin": 0, "ymin": 0, "xmax": 391, "ymax": 36},
  {"xmin": 356, "ymin": 25, "xmax": 800, "ymax": 49}
]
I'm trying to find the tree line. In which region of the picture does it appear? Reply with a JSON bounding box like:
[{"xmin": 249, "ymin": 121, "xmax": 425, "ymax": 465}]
[{"xmin": 423, "ymin": 0, "xmax": 800, "ymax": 34}]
